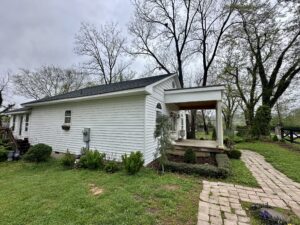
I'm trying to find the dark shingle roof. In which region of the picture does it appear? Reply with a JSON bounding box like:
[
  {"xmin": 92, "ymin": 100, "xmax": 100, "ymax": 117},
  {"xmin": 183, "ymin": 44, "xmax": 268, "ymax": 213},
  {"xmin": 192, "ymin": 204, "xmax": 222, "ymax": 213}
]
[
  {"xmin": 4, "ymin": 108, "xmax": 30, "ymax": 114},
  {"xmin": 23, "ymin": 74, "xmax": 174, "ymax": 105}
]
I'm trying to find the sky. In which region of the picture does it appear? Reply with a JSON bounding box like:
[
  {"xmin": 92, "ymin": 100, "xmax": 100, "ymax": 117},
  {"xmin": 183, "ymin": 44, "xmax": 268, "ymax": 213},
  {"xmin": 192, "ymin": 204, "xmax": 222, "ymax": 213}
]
[{"xmin": 0, "ymin": 0, "xmax": 134, "ymax": 105}]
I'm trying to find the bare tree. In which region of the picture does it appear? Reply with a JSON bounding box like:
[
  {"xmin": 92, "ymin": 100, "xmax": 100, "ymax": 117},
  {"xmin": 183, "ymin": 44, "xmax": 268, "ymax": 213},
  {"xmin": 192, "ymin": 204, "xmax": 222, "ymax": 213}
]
[
  {"xmin": 13, "ymin": 66, "xmax": 88, "ymax": 100},
  {"xmin": 129, "ymin": 0, "xmax": 199, "ymax": 87},
  {"xmin": 194, "ymin": 0, "xmax": 238, "ymax": 86},
  {"xmin": 0, "ymin": 74, "xmax": 13, "ymax": 127},
  {"xmin": 0, "ymin": 75, "xmax": 9, "ymax": 108},
  {"xmin": 75, "ymin": 22, "xmax": 134, "ymax": 84},
  {"xmin": 236, "ymin": 0, "xmax": 300, "ymax": 111}
]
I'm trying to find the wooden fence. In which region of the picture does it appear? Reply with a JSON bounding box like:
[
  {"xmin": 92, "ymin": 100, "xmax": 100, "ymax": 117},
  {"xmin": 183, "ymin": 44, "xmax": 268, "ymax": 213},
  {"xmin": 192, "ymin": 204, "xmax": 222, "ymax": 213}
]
[{"xmin": 281, "ymin": 127, "xmax": 300, "ymax": 144}]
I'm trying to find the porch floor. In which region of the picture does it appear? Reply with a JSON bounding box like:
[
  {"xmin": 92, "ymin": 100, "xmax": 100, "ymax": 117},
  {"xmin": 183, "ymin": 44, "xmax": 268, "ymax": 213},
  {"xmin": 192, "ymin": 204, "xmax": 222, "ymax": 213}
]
[{"xmin": 173, "ymin": 139, "xmax": 225, "ymax": 153}]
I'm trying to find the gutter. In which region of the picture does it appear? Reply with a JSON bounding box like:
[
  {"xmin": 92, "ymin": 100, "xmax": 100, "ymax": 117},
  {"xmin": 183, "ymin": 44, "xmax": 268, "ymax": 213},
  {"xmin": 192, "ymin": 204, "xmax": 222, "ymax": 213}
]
[{"xmin": 22, "ymin": 87, "xmax": 150, "ymax": 107}]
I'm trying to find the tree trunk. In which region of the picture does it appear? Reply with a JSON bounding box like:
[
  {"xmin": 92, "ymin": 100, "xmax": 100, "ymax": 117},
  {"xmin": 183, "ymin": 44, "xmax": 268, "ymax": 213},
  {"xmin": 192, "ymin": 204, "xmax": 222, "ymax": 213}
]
[{"xmin": 177, "ymin": 58, "xmax": 184, "ymax": 87}]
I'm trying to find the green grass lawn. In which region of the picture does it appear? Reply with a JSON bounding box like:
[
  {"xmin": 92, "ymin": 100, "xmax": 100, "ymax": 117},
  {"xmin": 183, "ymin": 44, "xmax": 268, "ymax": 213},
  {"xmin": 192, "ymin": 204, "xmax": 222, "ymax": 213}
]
[
  {"xmin": 224, "ymin": 159, "xmax": 259, "ymax": 187},
  {"xmin": 0, "ymin": 160, "xmax": 201, "ymax": 225},
  {"xmin": 236, "ymin": 141, "xmax": 300, "ymax": 183}
]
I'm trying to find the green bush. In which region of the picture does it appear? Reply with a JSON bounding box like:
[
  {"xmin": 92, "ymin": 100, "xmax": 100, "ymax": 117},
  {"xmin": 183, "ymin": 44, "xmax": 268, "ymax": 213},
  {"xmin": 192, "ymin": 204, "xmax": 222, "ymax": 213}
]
[
  {"xmin": 164, "ymin": 154, "xmax": 231, "ymax": 178},
  {"xmin": 0, "ymin": 146, "xmax": 8, "ymax": 162},
  {"xmin": 215, "ymin": 154, "xmax": 231, "ymax": 177},
  {"xmin": 252, "ymin": 105, "xmax": 272, "ymax": 137},
  {"xmin": 104, "ymin": 161, "xmax": 120, "ymax": 173},
  {"xmin": 183, "ymin": 148, "xmax": 196, "ymax": 164},
  {"xmin": 61, "ymin": 150, "xmax": 76, "ymax": 168},
  {"xmin": 79, "ymin": 149, "xmax": 105, "ymax": 170},
  {"xmin": 122, "ymin": 151, "xmax": 144, "ymax": 175},
  {"xmin": 226, "ymin": 149, "xmax": 242, "ymax": 159},
  {"xmin": 164, "ymin": 161, "xmax": 222, "ymax": 177},
  {"xmin": 212, "ymin": 127, "xmax": 217, "ymax": 140},
  {"xmin": 272, "ymin": 135, "xmax": 279, "ymax": 142},
  {"xmin": 23, "ymin": 144, "xmax": 52, "ymax": 162}
]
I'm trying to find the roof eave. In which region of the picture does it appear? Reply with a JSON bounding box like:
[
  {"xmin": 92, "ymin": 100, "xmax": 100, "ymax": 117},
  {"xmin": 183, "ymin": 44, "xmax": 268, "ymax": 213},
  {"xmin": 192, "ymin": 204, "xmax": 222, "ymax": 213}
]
[{"xmin": 22, "ymin": 87, "xmax": 150, "ymax": 107}]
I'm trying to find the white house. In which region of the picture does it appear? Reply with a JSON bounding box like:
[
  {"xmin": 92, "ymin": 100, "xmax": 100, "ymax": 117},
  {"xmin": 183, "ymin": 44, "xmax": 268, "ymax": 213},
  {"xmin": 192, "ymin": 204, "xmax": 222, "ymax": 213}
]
[{"xmin": 4, "ymin": 74, "xmax": 225, "ymax": 165}]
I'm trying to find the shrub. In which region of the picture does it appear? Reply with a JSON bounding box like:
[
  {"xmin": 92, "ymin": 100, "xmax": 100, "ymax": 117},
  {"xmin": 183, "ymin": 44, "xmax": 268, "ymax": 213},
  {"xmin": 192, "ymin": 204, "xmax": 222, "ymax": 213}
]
[
  {"xmin": 122, "ymin": 151, "xmax": 144, "ymax": 175},
  {"xmin": 224, "ymin": 137, "xmax": 235, "ymax": 149},
  {"xmin": 212, "ymin": 127, "xmax": 217, "ymax": 140},
  {"xmin": 61, "ymin": 150, "xmax": 76, "ymax": 168},
  {"xmin": 79, "ymin": 149, "xmax": 105, "ymax": 170},
  {"xmin": 252, "ymin": 105, "xmax": 272, "ymax": 137},
  {"xmin": 164, "ymin": 154, "xmax": 231, "ymax": 178},
  {"xmin": 164, "ymin": 161, "xmax": 222, "ymax": 178},
  {"xmin": 0, "ymin": 146, "xmax": 8, "ymax": 162},
  {"xmin": 226, "ymin": 149, "xmax": 242, "ymax": 159},
  {"xmin": 23, "ymin": 143, "xmax": 52, "ymax": 162},
  {"xmin": 104, "ymin": 161, "xmax": 120, "ymax": 173},
  {"xmin": 272, "ymin": 135, "xmax": 279, "ymax": 142},
  {"xmin": 183, "ymin": 148, "xmax": 196, "ymax": 164}
]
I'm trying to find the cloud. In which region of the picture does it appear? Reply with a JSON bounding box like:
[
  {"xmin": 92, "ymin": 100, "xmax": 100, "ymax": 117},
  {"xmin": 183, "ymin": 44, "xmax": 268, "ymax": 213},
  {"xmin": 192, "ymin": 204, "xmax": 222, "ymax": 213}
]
[{"xmin": 0, "ymin": 0, "xmax": 133, "ymax": 104}]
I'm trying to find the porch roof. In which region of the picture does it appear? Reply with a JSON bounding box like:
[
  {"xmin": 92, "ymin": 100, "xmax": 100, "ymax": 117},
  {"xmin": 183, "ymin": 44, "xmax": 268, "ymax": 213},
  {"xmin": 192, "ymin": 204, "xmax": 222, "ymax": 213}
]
[{"xmin": 164, "ymin": 85, "xmax": 225, "ymax": 110}]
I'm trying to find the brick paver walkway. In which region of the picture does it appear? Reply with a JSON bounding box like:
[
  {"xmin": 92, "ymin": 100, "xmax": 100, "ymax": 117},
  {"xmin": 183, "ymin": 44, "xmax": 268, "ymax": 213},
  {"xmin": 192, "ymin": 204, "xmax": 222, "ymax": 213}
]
[{"xmin": 197, "ymin": 150, "xmax": 300, "ymax": 225}]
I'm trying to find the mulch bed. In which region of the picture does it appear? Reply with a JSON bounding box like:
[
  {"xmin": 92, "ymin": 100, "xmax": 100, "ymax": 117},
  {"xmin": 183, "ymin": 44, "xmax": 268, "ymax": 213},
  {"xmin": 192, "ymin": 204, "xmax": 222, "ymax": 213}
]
[
  {"xmin": 147, "ymin": 154, "xmax": 217, "ymax": 170},
  {"xmin": 167, "ymin": 154, "xmax": 217, "ymax": 165}
]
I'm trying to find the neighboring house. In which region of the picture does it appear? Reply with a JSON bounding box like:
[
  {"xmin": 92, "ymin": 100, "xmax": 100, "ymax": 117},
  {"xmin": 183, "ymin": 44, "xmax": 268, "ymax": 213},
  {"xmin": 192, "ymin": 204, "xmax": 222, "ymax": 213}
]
[{"xmin": 3, "ymin": 74, "xmax": 225, "ymax": 165}]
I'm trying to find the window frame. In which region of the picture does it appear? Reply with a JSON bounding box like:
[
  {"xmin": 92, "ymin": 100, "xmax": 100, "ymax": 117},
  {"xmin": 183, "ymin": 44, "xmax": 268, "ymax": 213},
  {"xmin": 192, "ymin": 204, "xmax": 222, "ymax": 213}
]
[
  {"xmin": 25, "ymin": 114, "xmax": 29, "ymax": 131},
  {"xmin": 64, "ymin": 110, "xmax": 72, "ymax": 124},
  {"xmin": 12, "ymin": 115, "xmax": 16, "ymax": 131}
]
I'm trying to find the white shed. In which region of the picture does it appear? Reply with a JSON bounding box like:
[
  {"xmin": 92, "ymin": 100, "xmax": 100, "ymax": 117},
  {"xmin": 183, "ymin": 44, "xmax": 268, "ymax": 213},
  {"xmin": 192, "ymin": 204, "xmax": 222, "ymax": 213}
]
[{"xmin": 4, "ymin": 74, "xmax": 225, "ymax": 165}]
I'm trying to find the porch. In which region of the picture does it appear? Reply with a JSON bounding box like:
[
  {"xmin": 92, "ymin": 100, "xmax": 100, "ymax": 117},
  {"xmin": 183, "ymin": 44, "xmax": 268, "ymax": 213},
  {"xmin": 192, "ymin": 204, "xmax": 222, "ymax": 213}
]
[{"xmin": 165, "ymin": 85, "xmax": 225, "ymax": 154}]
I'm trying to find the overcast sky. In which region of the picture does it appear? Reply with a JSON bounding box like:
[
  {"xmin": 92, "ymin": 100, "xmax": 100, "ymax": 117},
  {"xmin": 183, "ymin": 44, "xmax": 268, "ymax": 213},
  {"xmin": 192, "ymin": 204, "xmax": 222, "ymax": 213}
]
[{"xmin": 0, "ymin": 0, "xmax": 134, "ymax": 105}]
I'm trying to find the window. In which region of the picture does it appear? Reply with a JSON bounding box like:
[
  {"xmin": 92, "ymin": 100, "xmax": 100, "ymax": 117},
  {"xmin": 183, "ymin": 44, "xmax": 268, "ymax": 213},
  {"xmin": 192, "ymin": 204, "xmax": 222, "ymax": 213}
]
[
  {"xmin": 19, "ymin": 115, "xmax": 23, "ymax": 136},
  {"xmin": 25, "ymin": 114, "xmax": 29, "ymax": 131},
  {"xmin": 64, "ymin": 110, "xmax": 71, "ymax": 124},
  {"xmin": 12, "ymin": 115, "xmax": 16, "ymax": 131}
]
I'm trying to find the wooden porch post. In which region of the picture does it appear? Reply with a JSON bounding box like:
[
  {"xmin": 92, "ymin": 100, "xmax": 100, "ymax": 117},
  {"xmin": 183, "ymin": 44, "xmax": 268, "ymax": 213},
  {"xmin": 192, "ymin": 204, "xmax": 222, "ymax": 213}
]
[{"xmin": 216, "ymin": 101, "xmax": 223, "ymax": 147}]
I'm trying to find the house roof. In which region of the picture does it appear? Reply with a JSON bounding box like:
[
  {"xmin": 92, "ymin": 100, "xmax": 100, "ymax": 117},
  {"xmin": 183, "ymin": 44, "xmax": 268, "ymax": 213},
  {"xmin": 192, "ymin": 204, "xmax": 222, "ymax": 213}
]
[
  {"xmin": 23, "ymin": 73, "xmax": 175, "ymax": 106},
  {"xmin": 2, "ymin": 107, "xmax": 30, "ymax": 115}
]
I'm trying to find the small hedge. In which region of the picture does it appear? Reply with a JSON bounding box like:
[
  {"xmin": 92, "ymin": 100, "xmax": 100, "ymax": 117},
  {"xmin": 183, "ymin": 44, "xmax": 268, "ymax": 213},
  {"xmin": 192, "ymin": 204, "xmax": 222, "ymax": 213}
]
[
  {"xmin": 227, "ymin": 149, "xmax": 242, "ymax": 159},
  {"xmin": 24, "ymin": 144, "xmax": 52, "ymax": 162},
  {"xmin": 0, "ymin": 146, "xmax": 8, "ymax": 162},
  {"xmin": 165, "ymin": 154, "xmax": 231, "ymax": 178},
  {"xmin": 183, "ymin": 148, "xmax": 196, "ymax": 164},
  {"xmin": 79, "ymin": 149, "xmax": 105, "ymax": 170},
  {"xmin": 61, "ymin": 151, "xmax": 76, "ymax": 168},
  {"xmin": 122, "ymin": 151, "xmax": 144, "ymax": 175},
  {"xmin": 104, "ymin": 161, "xmax": 121, "ymax": 173},
  {"xmin": 272, "ymin": 135, "xmax": 279, "ymax": 142}
]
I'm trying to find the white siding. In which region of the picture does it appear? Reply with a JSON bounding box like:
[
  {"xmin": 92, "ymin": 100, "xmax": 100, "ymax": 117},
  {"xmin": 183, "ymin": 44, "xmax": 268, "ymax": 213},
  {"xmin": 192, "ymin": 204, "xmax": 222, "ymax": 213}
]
[
  {"xmin": 144, "ymin": 77, "xmax": 179, "ymax": 164},
  {"xmin": 28, "ymin": 95, "xmax": 146, "ymax": 160},
  {"xmin": 10, "ymin": 114, "xmax": 29, "ymax": 140}
]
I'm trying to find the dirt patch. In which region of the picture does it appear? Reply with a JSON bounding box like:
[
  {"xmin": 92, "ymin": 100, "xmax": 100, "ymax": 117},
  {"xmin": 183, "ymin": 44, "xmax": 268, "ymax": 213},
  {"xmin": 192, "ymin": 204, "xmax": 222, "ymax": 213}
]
[
  {"xmin": 88, "ymin": 183, "xmax": 104, "ymax": 196},
  {"xmin": 162, "ymin": 184, "xmax": 180, "ymax": 191}
]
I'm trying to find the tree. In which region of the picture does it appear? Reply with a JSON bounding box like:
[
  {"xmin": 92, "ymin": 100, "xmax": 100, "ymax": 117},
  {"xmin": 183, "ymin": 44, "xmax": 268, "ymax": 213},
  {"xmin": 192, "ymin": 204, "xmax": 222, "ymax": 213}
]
[
  {"xmin": 236, "ymin": 0, "xmax": 300, "ymax": 125},
  {"xmin": 194, "ymin": 0, "xmax": 238, "ymax": 86},
  {"xmin": 221, "ymin": 80, "xmax": 240, "ymax": 131},
  {"xmin": 13, "ymin": 66, "xmax": 88, "ymax": 100},
  {"xmin": 75, "ymin": 22, "xmax": 134, "ymax": 84},
  {"xmin": 0, "ymin": 74, "xmax": 13, "ymax": 127},
  {"xmin": 154, "ymin": 115, "xmax": 173, "ymax": 174},
  {"xmin": 222, "ymin": 49, "xmax": 261, "ymax": 128},
  {"xmin": 129, "ymin": 0, "xmax": 199, "ymax": 87}
]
